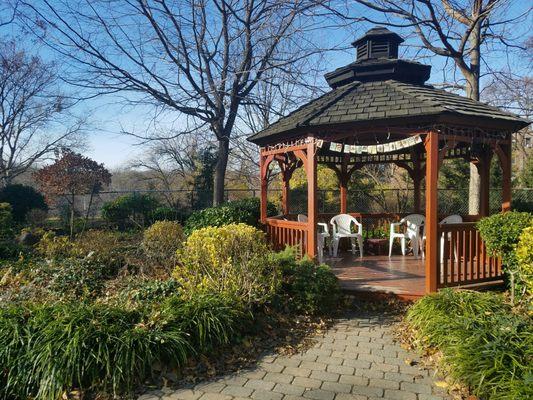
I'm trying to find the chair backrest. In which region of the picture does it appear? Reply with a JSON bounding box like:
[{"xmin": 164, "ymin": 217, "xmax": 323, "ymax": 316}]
[
  {"xmin": 403, "ymin": 214, "xmax": 425, "ymax": 239},
  {"xmin": 297, "ymin": 214, "xmax": 308, "ymax": 223},
  {"xmin": 330, "ymin": 214, "xmax": 361, "ymax": 235},
  {"xmin": 440, "ymin": 214, "xmax": 462, "ymax": 224}
]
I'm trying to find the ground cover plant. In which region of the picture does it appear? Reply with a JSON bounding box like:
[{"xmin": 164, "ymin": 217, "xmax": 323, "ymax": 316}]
[
  {"xmin": 405, "ymin": 289, "xmax": 532, "ymax": 400},
  {"xmin": 0, "ymin": 219, "xmax": 340, "ymax": 399}
]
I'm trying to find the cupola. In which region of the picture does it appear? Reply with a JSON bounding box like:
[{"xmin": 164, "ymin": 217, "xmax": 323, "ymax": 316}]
[
  {"xmin": 324, "ymin": 27, "xmax": 431, "ymax": 88},
  {"xmin": 352, "ymin": 27, "xmax": 404, "ymax": 61}
]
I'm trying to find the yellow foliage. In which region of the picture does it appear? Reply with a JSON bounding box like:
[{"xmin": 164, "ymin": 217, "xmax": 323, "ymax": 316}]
[
  {"xmin": 36, "ymin": 231, "xmax": 74, "ymax": 259},
  {"xmin": 174, "ymin": 224, "xmax": 275, "ymax": 302},
  {"xmin": 516, "ymin": 224, "xmax": 533, "ymax": 297}
]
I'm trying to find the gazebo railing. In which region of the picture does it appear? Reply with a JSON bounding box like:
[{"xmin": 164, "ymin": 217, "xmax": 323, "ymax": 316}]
[
  {"xmin": 265, "ymin": 216, "xmax": 307, "ymax": 258},
  {"xmin": 438, "ymin": 222, "xmax": 502, "ymax": 288}
]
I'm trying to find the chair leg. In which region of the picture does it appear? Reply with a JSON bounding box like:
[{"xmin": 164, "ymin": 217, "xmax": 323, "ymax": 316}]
[
  {"xmin": 357, "ymin": 236, "xmax": 364, "ymax": 258},
  {"xmin": 332, "ymin": 237, "xmax": 339, "ymax": 257},
  {"xmin": 389, "ymin": 236, "xmax": 394, "ymax": 257},
  {"xmin": 350, "ymin": 237, "xmax": 356, "ymax": 255},
  {"xmin": 401, "ymin": 238, "xmax": 406, "ymax": 256},
  {"xmin": 421, "ymin": 238, "xmax": 426, "ymax": 259},
  {"xmin": 412, "ymin": 238, "xmax": 419, "ymax": 258}
]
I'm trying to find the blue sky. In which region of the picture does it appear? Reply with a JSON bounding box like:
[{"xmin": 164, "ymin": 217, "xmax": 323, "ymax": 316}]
[{"xmin": 3, "ymin": 1, "xmax": 532, "ymax": 169}]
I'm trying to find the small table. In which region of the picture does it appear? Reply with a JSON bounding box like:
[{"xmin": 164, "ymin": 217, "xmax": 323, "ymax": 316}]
[{"xmin": 365, "ymin": 238, "xmax": 388, "ymax": 256}]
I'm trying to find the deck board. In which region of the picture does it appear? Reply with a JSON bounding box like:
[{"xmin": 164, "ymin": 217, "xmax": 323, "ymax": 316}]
[{"xmin": 326, "ymin": 254, "xmax": 426, "ymax": 297}]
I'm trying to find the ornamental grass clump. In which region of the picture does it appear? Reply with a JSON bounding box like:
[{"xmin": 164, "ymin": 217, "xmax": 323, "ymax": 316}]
[
  {"xmin": 0, "ymin": 292, "xmax": 246, "ymax": 400},
  {"xmin": 174, "ymin": 223, "xmax": 277, "ymax": 305},
  {"xmin": 406, "ymin": 289, "xmax": 532, "ymax": 400}
]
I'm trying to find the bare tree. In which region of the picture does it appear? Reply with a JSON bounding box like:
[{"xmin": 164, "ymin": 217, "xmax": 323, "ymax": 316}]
[
  {"xmin": 330, "ymin": 0, "xmax": 531, "ymax": 213},
  {"xmin": 22, "ymin": 0, "xmax": 330, "ymax": 205},
  {"xmin": 0, "ymin": 0, "xmax": 18, "ymax": 27},
  {"xmin": 0, "ymin": 40, "xmax": 83, "ymax": 187},
  {"xmin": 484, "ymin": 73, "xmax": 532, "ymax": 175}
]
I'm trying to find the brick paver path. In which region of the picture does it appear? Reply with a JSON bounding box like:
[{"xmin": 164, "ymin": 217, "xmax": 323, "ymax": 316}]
[{"xmin": 139, "ymin": 312, "xmax": 450, "ymax": 400}]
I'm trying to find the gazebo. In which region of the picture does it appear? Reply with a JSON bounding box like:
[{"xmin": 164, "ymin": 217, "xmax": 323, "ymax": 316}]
[{"xmin": 248, "ymin": 27, "xmax": 529, "ymax": 296}]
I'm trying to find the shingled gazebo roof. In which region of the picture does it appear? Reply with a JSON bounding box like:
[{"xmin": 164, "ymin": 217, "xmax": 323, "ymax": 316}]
[{"xmin": 248, "ymin": 28, "xmax": 528, "ymax": 146}]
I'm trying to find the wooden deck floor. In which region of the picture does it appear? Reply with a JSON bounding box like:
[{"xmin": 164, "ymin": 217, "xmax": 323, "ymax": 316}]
[{"xmin": 326, "ymin": 253, "xmax": 426, "ymax": 298}]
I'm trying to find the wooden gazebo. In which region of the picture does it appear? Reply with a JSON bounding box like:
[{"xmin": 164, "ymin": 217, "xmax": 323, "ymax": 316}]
[{"xmin": 248, "ymin": 27, "xmax": 529, "ymax": 295}]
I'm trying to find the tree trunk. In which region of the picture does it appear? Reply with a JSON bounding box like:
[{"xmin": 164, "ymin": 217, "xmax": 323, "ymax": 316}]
[
  {"xmin": 213, "ymin": 137, "xmax": 230, "ymax": 206},
  {"xmin": 466, "ymin": 22, "xmax": 482, "ymax": 215}
]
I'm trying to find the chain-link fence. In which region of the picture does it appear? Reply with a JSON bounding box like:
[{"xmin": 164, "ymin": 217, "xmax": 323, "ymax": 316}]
[{"xmin": 49, "ymin": 187, "xmax": 533, "ymax": 220}]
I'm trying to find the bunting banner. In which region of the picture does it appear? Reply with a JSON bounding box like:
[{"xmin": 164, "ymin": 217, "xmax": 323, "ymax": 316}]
[{"xmin": 328, "ymin": 135, "xmax": 422, "ymax": 154}]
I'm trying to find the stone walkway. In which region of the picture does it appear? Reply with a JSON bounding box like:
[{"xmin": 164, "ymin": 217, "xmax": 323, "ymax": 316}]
[{"xmin": 140, "ymin": 312, "xmax": 450, "ymax": 400}]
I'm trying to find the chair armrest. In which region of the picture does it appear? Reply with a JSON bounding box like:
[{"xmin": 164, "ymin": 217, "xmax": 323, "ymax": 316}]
[
  {"xmin": 318, "ymin": 222, "xmax": 329, "ymax": 234},
  {"xmin": 354, "ymin": 221, "xmax": 363, "ymax": 236},
  {"xmin": 390, "ymin": 221, "xmax": 402, "ymax": 234}
]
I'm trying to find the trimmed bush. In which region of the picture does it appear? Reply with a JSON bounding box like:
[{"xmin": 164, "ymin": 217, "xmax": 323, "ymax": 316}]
[
  {"xmin": 516, "ymin": 225, "xmax": 533, "ymax": 297},
  {"xmin": 142, "ymin": 221, "xmax": 184, "ymax": 268},
  {"xmin": 184, "ymin": 197, "xmax": 277, "ymax": 234},
  {"xmin": 101, "ymin": 193, "xmax": 160, "ymax": 229},
  {"xmin": 150, "ymin": 206, "xmax": 188, "ymax": 223},
  {"xmin": 272, "ymin": 248, "xmax": 340, "ymax": 315},
  {"xmin": 0, "ymin": 293, "xmax": 245, "ymax": 399},
  {"xmin": 406, "ymin": 289, "xmax": 532, "ymax": 399},
  {"xmin": 477, "ymin": 211, "xmax": 533, "ymax": 297},
  {"xmin": 477, "ymin": 211, "xmax": 533, "ymax": 266},
  {"xmin": 174, "ymin": 224, "xmax": 275, "ymax": 304},
  {"xmin": 0, "ymin": 184, "xmax": 48, "ymax": 223}
]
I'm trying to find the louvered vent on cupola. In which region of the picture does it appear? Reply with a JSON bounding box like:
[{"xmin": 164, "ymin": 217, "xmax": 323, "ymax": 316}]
[{"xmin": 352, "ymin": 27, "xmax": 403, "ymax": 61}]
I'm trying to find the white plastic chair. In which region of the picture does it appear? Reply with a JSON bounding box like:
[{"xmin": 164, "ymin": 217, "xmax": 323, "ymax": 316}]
[
  {"xmin": 389, "ymin": 214, "xmax": 425, "ymax": 258},
  {"xmin": 421, "ymin": 214, "xmax": 462, "ymax": 262},
  {"xmin": 297, "ymin": 214, "xmax": 331, "ymax": 263},
  {"xmin": 330, "ymin": 214, "xmax": 364, "ymax": 258}
]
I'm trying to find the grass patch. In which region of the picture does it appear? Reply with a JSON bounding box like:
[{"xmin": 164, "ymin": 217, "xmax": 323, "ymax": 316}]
[{"xmin": 405, "ymin": 289, "xmax": 533, "ymax": 400}]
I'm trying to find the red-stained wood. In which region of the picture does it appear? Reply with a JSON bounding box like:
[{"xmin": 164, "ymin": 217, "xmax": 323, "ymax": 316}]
[
  {"xmin": 494, "ymin": 142, "xmax": 512, "ymax": 211},
  {"xmin": 438, "ymin": 223, "xmax": 503, "ymax": 288},
  {"xmin": 306, "ymin": 138, "xmax": 318, "ymax": 259},
  {"xmin": 424, "ymin": 131, "xmax": 439, "ymax": 293},
  {"xmin": 259, "ymin": 153, "xmax": 267, "ymax": 223},
  {"xmin": 478, "ymin": 147, "xmax": 492, "ymax": 217}
]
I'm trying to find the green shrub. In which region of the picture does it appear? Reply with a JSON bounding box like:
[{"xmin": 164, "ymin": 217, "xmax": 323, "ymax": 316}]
[
  {"xmin": 101, "ymin": 193, "xmax": 160, "ymax": 229},
  {"xmin": 184, "ymin": 197, "xmax": 277, "ymax": 234},
  {"xmin": 174, "ymin": 223, "xmax": 276, "ymax": 304},
  {"xmin": 272, "ymin": 248, "xmax": 340, "ymax": 315},
  {"xmin": 0, "ymin": 293, "xmax": 246, "ymax": 399},
  {"xmin": 477, "ymin": 211, "xmax": 533, "ymax": 297},
  {"xmin": 143, "ymin": 221, "xmax": 184, "ymax": 269},
  {"xmin": 406, "ymin": 289, "xmax": 533, "ymax": 399},
  {"xmin": 0, "ymin": 184, "xmax": 48, "ymax": 223},
  {"xmin": 150, "ymin": 206, "xmax": 188, "ymax": 223},
  {"xmin": 0, "ymin": 202, "xmax": 13, "ymax": 239},
  {"xmin": 516, "ymin": 225, "xmax": 533, "ymax": 298},
  {"xmin": 477, "ymin": 211, "xmax": 533, "ymax": 266}
]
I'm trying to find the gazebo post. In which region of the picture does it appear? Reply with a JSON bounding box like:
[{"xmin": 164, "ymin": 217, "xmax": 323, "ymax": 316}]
[
  {"xmin": 281, "ymin": 166, "xmax": 291, "ymax": 215},
  {"xmin": 493, "ymin": 140, "xmax": 512, "ymax": 212},
  {"xmin": 412, "ymin": 153, "xmax": 422, "ymax": 213},
  {"xmin": 259, "ymin": 151, "xmax": 268, "ymax": 224},
  {"xmin": 478, "ymin": 147, "xmax": 493, "ymax": 217},
  {"xmin": 306, "ymin": 138, "xmax": 318, "ymax": 259},
  {"xmin": 424, "ymin": 131, "xmax": 439, "ymax": 293},
  {"xmin": 500, "ymin": 141, "xmax": 512, "ymax": 212},
  {"xmin": 339, "ymin": 155, "xmax": 349, "ymax": 214}
]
